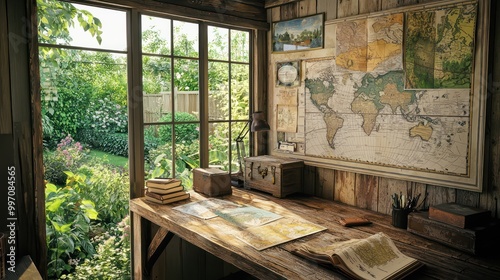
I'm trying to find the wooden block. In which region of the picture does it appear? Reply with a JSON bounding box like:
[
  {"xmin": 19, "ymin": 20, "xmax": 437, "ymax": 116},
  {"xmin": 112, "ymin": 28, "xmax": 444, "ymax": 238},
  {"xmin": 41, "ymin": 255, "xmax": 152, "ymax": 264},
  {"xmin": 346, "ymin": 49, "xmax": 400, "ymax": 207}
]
[
  {"xmin": 193, "ymin": 168, "xmax": 232, "ymax": 197},
  {"xmin": 429, "ymin": 203, "xmax": 491, "ymax": 228},
  {"xmin": 408, "ymin": 212, "xmax": 500, "ymax": 255}
]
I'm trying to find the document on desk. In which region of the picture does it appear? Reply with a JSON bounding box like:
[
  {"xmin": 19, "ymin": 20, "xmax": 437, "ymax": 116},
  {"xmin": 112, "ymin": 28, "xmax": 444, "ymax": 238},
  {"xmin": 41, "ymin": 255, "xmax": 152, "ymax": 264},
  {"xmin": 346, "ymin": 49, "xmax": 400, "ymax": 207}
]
[
  {"xmin": 173, "ymin": 198, "xmax": 241, "ymax": 219},
  {"xmin": 214, "ymin": 205, "xmax": 282, "ymax": 228},
  {"xmin": 236, "ymin": 218, "xmax": 327, "ymax": 250}
]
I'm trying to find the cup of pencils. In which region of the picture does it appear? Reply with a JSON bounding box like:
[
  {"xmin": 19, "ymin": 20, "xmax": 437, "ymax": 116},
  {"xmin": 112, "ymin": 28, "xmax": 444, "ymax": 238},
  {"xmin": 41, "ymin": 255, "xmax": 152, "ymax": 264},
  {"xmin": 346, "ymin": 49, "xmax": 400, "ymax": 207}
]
[{"xmin": 391, "ymin": 192, "xmax": 420, "ymax": 229}]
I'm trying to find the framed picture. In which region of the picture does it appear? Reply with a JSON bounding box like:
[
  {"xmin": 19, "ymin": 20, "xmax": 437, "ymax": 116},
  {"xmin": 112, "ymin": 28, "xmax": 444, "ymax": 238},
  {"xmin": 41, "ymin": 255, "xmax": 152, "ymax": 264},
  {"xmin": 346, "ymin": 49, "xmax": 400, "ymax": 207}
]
[
  {"xmin": 272, "ymin": 13, "xmax": 324, "ymax": 53},
  {"xmin": 276, "ymin": 61, "xmax": 300, "ymax": 87}
]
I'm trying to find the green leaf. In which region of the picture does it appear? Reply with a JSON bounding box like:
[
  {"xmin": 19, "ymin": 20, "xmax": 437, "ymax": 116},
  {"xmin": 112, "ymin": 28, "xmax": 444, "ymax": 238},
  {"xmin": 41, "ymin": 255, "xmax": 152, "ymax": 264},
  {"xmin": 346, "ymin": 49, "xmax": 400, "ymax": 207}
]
[{"xmin": 47, "ymin": 198, "xmax": 64, "ymax": 212}]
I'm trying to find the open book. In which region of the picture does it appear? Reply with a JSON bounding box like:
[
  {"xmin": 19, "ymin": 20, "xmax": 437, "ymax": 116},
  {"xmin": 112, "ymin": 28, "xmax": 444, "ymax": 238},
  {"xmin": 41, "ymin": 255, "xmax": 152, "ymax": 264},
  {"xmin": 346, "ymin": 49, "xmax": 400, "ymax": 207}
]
[{"xmin": 291, "ymin": 232, "xmax": 423, "ymax": 280}]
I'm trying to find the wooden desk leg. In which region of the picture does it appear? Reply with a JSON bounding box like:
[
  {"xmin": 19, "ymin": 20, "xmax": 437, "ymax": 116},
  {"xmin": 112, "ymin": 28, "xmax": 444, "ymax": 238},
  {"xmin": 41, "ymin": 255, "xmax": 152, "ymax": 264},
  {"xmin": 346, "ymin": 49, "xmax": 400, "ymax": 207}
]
[
  {"xmin": 132, "ymin": 212, "xmax": 146, "ymax": 280},
  {"xmin": 146, "ymin": 228, "xmax": 174, "ymax": 274}
]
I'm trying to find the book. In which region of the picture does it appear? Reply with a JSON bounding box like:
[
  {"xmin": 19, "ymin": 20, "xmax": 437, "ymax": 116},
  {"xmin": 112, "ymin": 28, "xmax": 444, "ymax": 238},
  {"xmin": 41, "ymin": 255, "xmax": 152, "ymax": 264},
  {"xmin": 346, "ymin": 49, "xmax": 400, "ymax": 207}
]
[
  {"xmin": 146, "ymin": 178, "xmax": 182, "ymax": 189},
  {"xmin": 146, "ymin": 189, "xmax": 187, "ymax": 201},
  {"xmin": 146, "ymin": 185, "xmax": 184, "ymax": 195},
  {"xmin": 144, "ymin": 192, "xmax": 190, "ymax": 204},
  {"xmin": 429, "ymin": 203, "xmax": 491, "ymax": 228},
  {"xmin": 291, "ymin": 232, "xmax": 423, "ymax": 280}
]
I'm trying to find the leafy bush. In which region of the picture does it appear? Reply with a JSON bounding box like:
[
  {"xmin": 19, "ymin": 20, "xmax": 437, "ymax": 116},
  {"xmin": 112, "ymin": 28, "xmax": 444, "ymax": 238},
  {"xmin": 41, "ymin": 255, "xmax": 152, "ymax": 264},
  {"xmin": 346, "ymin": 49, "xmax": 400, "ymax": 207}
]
[
  {"xmin": 77, "ymin": 162, "xmax": 129, "ymax": 224},
  {"xmin": 62, "ymin": 216, "xmax": 131, "ymax": 280},
  {"xmin": 44, "ymin": 135, "xmax": 87, "ymax": 185},
  {"xmin": 157, "ymin": 112, "xmax": 199, "ymax": 143},
  {"xmin": 45, "ymin": 173, "xmax": 99, "ymax": 279},
  {"xmin": 83, "ymin": 97, "xmax": 128, "ymax": 134}
]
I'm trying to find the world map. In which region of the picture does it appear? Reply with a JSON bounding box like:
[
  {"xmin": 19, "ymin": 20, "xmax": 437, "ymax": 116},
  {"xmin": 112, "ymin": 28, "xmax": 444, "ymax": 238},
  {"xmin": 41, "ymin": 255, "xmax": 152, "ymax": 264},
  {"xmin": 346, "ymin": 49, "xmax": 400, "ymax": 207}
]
[{"xmin": 303, "ymin": 7, "xmax": 476, "ymax": 176}]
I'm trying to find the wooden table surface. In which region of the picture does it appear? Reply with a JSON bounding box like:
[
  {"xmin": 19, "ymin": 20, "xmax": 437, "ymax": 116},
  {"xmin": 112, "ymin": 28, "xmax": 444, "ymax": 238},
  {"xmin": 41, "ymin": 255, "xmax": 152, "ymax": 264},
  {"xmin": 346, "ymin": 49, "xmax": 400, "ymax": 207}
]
[{"xmin": 130, "ymin": 188, "xmax": 500, "ymax": 280}]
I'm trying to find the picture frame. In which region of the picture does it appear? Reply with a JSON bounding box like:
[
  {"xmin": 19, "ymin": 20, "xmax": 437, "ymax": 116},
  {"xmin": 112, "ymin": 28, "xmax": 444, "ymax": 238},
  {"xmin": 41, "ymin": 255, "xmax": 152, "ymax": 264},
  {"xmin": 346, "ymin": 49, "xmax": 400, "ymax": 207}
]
[
  {"xmin": 272, "ymin": 13, "xmax": 324, "ymax": 53},
  {"xmin": 276, "ymin": 61, "xmax": 300, "ymax": 87}
]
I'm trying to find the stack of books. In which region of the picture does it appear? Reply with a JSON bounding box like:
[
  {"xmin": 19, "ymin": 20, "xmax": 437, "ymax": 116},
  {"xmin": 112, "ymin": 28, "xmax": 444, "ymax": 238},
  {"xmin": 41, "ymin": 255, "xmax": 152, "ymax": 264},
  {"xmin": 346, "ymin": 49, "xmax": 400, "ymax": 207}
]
[{"xmin": 145, "ymin": 178, "xmax": 190, "ymax": 204}]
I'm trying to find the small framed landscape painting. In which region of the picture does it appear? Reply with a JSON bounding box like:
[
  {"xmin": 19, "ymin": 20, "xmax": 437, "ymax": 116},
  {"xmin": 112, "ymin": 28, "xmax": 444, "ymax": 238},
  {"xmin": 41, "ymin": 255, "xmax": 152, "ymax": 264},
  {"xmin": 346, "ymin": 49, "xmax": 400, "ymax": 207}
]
[{"xmin": 272, "ymin": 13, "xmax": 324, "ymax": 53}]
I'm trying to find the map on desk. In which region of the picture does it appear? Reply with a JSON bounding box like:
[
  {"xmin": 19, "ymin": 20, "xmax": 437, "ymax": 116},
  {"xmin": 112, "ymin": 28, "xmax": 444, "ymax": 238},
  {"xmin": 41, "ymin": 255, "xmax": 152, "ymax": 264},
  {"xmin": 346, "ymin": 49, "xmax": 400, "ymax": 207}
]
[
  {"xmin": 215, "ymin": 205, "xmax": 282, "ymax": 228},
  {"xmin": 172, "ymin": 198, "xmax": 241, "ymax": 219},
  {"xmin": 236, "ymin": 218, "xmax": 327, "ymax": 250}
]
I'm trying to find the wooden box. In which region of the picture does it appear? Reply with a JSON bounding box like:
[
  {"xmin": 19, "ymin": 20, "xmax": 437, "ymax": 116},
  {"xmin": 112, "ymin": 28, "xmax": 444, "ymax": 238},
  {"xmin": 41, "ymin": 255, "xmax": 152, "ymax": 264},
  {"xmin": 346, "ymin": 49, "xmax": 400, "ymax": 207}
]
[
  {"xmin": 407, "ymin": 211, "xmax": 500, "ymax": 255},
  {"xmin": 193, "ymin": 168, "xmax": 232, "ymax": 197},
  {"xmin": 428, "ymin": 203, "xmax": 491, "ymax": 228},
  {"xmin": 244, "ymin": 155, "xmax": 304, "ymax": 198}
]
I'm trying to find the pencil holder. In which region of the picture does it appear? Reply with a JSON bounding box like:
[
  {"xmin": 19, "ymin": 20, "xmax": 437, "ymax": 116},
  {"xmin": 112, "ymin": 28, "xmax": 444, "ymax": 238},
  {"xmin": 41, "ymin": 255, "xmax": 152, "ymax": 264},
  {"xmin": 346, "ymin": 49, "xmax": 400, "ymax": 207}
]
[{"xmin": 392, "ymin": 208, "xmax": 411, "ymax": 229}]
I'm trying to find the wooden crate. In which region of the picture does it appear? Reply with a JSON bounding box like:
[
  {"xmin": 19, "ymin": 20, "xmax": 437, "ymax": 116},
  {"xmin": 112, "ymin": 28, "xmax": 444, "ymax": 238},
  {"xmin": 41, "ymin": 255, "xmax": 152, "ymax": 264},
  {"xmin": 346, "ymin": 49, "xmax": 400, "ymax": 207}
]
[
  {"xmin": 244, "ymin": 155, "xmax": 304, "ymax": 198},
  {"xmin": 193, "ymin": 168, "xmax": 232, "ymax": 197},
  {"xmin": 428, "ymin": 203, "xmax": 491, "ymax": 228},
  {"xmin": 408, "ymin": 211, "xmax": 500, "ymax": 255}
]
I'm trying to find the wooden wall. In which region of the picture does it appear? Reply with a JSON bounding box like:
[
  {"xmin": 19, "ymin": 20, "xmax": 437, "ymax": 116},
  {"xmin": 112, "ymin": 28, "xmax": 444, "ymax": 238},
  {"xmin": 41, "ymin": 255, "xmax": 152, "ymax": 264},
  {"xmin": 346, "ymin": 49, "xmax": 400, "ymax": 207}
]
[{"xmin": 267, "ymin": 0, "xmax": 500, "ymax": 216}]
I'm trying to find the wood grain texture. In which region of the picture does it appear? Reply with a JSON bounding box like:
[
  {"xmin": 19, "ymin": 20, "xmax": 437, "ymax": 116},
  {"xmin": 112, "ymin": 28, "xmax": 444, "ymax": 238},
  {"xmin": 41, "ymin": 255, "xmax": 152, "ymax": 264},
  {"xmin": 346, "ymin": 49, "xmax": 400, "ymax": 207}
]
[
  {"xmin": 337, "ymin": 0, "xmax": 359, "ymax": 18},
  {"xmin": 424, "ymin": 185, "xmax": 456, "ymax": 209},
  {"xmin": 317, "ymin": 0, "xmax": 337, "ymax": 20},
  {"xmin": 265, "ymin": 0, "xmax": 301, "ymax": 9},
  {"xmin": 377, "ymin": 178, "xmax": 408, "ymax": 215},
  {"xmin": 299, "ymin": 0, "xmax": 316, "ymax": 17},
  {"xmin": 334, "ymin": 170, "xmax": 356, "ymax": 205},
  {"xmin": 355, "ymin": 174, "xmax": 378, "ymax": 211},
  {"xmin": 317, "ymin": 167, "xmax": 335, "ymax": 200},
  {"xmin": 359, "ymin": 0, "xmax": 380, "ymax": 13},
  {"xmin": 381, "ymin": 0, "xmax": 399, "ymax": 10},
  {"xmin": 280, "ymin": 2, "xmax": 298, "ymax": 20},
  {"xmin": 131, "ymin": 188, "xmax": 500, "ymax": 279}
]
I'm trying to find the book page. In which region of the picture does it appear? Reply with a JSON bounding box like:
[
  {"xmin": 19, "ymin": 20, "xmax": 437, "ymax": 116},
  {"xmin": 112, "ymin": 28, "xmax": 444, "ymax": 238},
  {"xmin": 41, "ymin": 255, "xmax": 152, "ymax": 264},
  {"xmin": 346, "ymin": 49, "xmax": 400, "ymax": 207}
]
[{"xmin": 334, "ymin": 232, "xmax": 417, "ymax": 280}]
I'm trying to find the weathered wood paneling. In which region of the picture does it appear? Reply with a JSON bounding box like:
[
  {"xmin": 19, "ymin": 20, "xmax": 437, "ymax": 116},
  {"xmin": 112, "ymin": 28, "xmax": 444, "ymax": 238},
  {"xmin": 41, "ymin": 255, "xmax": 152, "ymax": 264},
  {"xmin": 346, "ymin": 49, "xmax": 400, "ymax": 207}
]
[
  {"xmin": 317, "ymin": 167, "xmax": 335, "ymax": 199},
  {"xmin": 280, "ymin": 2, "xmax": 297, "ymax": 20},
  {"xmin": 377, "ymin": 178, "xmax": 408, "ymax": 215},
  {"xmin": 337, "ymin": 0, "xmax": 359, "ymax": 18},
  {"xmin": 355, "ymin": 174, "xmax": 378, "ymax": 211},
  {"xmin": 334, "ymin": 170, "xmax": 356, "ymax": 205},
  {"xmin": 359, "ymin": 0, "xmax": 380, "ymax": 14},
  {"xmin": 299, "ymin": 0, "xmax": 316, "ymax": 17},
  {"xmin": 317, "ymin": 0, "xmax": 337, "ymax": 20},
  {"xmin": 0, "ymin": 0, "xmax": 11, "ymax": 133}
]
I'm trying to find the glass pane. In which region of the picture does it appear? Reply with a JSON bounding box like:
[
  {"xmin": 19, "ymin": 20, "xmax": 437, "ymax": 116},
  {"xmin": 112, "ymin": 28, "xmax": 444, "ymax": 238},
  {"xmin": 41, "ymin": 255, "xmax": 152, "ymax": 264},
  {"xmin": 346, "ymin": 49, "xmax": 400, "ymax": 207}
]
[
  {"xmin": 208, "ymin": 122, "xmax": 229, "ymax": 171},
  {"xmin": 231, "ymin": 63, "xmax": 250, "ymax": 120},
  {"xmin": 231, "ymin": 121, "xmax": 249, "ymax": 174},
  {"xmin": 39, "ymin": 3, "xmax": 127, "ymax": 51},
  {"xmin": 173, "ymin": 20, "xmax": 199, "ymax": 58},
  {"xmin": 175, "ymin": 124, "xmax": 199, "ymax": 188},
  {"xmin": 208, "ymin": 62, "xmax": 229, "ymax": 121},
  {"xmin": 143, "ymin": 55, "xmax": 172, "ymax": 122},
  {"xmin": 231, "ymin": 30, "xmax": 249, "ymax": 62},
  {"xmin": 144, "ymin": 124, "xmax": 173, "ymax": 179},
  {"xmin": 142, "ymin": 15, "xmax": 171, "ymax": 55},
  {"xmin": 208, "ymin": 26, "xmax": 229, "ymax": 61},
  {"xmin": 174, "ymin": 58, "xmax": 199, "ymax": 118}
]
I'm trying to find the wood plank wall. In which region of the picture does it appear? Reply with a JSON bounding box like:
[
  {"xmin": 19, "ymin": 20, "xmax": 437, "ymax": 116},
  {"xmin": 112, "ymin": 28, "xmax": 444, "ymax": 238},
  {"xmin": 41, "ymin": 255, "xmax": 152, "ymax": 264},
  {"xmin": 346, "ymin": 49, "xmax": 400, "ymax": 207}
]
[{"xmin": 268, "ymin": 0, "xmax": 500, "ymax": 216}]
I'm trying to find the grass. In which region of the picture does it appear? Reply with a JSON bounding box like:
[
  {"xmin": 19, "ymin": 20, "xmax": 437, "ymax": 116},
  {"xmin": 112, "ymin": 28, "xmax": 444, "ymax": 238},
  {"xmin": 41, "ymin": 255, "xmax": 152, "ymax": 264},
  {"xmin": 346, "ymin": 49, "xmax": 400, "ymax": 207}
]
[{"xmin": 88, "ymin": 150, "xmax": 128, "ymax": 168}]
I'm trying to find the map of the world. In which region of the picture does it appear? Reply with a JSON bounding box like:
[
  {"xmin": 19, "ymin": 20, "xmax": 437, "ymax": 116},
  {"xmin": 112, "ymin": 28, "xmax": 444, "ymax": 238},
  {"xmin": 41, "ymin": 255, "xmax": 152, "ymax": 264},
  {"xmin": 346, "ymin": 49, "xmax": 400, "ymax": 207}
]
[{"xmin": 303, "ymin": 5, "xmax": 477, "ymax": 176}]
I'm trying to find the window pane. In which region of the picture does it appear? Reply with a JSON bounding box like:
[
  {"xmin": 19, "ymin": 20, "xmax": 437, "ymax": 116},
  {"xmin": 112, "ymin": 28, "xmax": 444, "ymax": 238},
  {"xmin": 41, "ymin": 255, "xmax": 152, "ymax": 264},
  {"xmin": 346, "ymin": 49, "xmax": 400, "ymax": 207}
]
[
  {"xmin": 173, "ymin": 21, "xmax": 199, "ymax": 58},
  {"xmin": 208, "ymin": 26, "xmax": 229, "ymax": 61},
  {"xmin": 175, "ymin": 124, "xmax": 199, "ymax": 188},
  {"xmin": 231, "ymin": 63, "xmax": 250, "ymax": 120},
  {"xmin": 209, "ymin": 122, "xmax": 229, "ymax": 170},
  {"xmin": 143, "ymin": 56, "xmax": 172, "ymax": 122},
  {"xmin": 142, "ymin": 16, "xmax": 171, "ymax": 55},
  {"xmin": 174, "ymin": 58, "xmax": 199, "ymax": 118},
  {"xmin": 144, "ymin": 124, "xmax": 172, "ymax": 178},
  {"xmin": 208, "ymin": 62, "xmax": 229, "ymax": 121},
  {"xmin": 231, "ymin": 30, "xmax": 249, "ymax": 62}
]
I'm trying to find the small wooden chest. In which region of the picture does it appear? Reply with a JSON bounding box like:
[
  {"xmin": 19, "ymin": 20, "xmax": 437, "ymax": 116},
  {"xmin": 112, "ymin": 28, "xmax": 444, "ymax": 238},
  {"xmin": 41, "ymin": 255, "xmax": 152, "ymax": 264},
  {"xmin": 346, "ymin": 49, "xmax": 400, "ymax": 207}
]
[
  {"xmin": 244, "ymin": 155, "xmax": 304, "ymax": 198},
  {"xmin": 193, "ymin": 168, "xmax": 232, "ymax": 197}
]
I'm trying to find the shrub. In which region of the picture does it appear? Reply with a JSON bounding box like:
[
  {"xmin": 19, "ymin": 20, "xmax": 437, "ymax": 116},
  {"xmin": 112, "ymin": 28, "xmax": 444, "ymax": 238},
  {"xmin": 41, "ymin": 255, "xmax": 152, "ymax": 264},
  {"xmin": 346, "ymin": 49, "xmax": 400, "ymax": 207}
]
[
  {"xmin": 62, "ymin": 216, "xmax": 131, "ymax": 280},
  {"xmin": 83, "ymin": 98, "xmax": 128, "ymax": 134},
  {"xmin": 77, "ymin": 162, "xmax": 130, "ymax": 224},
  {"xmin": 44, "ymin": 135, "xmax": 87, "ymax": 185},
  {"xmin": 45, "ymin": 173, "xmax": 99, "ymax": 279},
  {"xmin": 157, "ymin": 112, "xmax": 199, "ymax": 143}
]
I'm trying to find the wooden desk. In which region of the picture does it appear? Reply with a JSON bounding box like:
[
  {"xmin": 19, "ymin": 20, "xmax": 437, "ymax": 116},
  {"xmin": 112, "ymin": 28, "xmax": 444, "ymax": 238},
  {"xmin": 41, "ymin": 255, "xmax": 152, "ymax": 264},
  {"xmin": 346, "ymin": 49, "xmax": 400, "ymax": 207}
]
[{"xmin": 130, "ymin": 188, "xmax": 500, "ymax": 279}]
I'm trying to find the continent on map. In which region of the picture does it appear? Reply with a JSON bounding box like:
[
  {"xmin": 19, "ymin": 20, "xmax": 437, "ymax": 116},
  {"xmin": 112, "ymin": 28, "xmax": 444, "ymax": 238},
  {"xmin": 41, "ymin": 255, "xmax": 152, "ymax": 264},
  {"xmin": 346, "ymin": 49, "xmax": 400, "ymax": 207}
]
[
  {"xmin": 323, "ymin": 110, "xmax": 344, "ymax": 149},
  {"xmin": 409, "ymin": 122, "xmax": 433, "ymax": 141},
  {"xmin": 351, "ymin": 96, "xmax": 378, "ymax": 136}
]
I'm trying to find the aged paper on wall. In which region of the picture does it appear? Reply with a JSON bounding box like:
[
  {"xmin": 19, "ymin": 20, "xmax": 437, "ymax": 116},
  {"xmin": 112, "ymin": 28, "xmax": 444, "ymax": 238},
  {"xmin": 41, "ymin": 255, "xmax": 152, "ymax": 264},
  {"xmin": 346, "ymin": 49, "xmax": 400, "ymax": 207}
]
[
  {"xmin": 277, "ymin": 105, "xmax": 297, "ymax": 132},
  {"xmin": 276, "ymin": 88, "xmax": 298, "ymax": 105}
]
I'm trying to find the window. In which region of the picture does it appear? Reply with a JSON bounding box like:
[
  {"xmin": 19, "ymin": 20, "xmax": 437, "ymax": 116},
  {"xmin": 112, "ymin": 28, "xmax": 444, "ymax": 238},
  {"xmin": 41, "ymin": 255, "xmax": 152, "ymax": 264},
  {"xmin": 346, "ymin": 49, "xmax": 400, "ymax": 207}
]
[{"xmin": 141, "ymin": 15, "xmax": 252, "ymax": 187}]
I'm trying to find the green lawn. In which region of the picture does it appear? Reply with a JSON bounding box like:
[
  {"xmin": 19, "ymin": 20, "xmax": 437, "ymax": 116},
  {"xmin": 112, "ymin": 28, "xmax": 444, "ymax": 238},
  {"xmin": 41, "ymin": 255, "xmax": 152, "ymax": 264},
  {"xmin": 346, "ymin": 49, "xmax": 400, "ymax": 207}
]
[{"xmin": 88, "ymin": 150, "xmax": 128, "ymax": 168}]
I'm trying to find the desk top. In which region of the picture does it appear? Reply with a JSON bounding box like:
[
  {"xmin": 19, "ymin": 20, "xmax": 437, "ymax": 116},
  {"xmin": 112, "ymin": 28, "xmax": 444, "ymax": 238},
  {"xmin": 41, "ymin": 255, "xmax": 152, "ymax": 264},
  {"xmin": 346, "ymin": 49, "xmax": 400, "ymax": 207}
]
[{"xmin": 130, "ymin": 188, "xmax": 500, "ymax": 280}]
